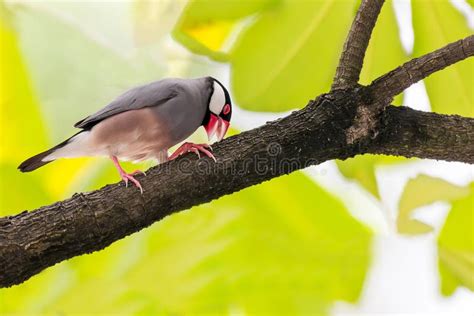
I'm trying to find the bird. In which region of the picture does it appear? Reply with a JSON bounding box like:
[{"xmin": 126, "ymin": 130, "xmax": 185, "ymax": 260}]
[{"xmin": 18, "ymin": 77, "xmax": 232, "ymax": 193}]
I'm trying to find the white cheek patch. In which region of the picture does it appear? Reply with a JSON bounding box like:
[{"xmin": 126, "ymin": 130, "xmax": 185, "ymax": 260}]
[{"xmin": 209, "ymin": 81, "xmax": 226, "ymax": 115}]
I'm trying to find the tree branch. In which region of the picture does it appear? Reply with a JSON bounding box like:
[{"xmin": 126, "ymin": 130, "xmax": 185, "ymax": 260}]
[
  {"xmin": 0, "ymin": 92, "xmax": 361, "ymax": 288},
  {"xmin": 345, "ymin": 35, "xmax": 473, "ymax": 144},
  {"xmin": 369, "ymin": 35, "xmax": 474, "ymax": 103},
  {"xmin": 2, "ymin": 0, "xmax": 474, "ymax": 289},
  {"xmin": 1, "ymin": 91, "xmax": 473, "ymax": 287},
  {"xmin": 332, "ymin": 0, "xmax": 385, "ymax": 90},
  {"xmin": 370, "ymin": 106, "xmax": 474, "ymax": 163}
]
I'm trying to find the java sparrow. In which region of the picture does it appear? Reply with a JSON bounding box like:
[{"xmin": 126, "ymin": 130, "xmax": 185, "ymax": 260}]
[{"xmin": 18, "ymin": 77, "xmax": 232, "ymax": 193}]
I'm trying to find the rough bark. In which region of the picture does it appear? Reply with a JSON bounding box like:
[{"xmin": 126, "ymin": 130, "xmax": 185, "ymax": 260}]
[
  {"xmin": 0, "ymin": 92, "xmax": 362, "ymax": 287},
  {"xmin": 1, "ymin": 0, "xmax": 473, "ymax": 288},
  {"xmin": 345, "ymin": 35, "xmax": 474, "ymax": 144},
  {"xmin": 370, "ymin": 35, "xmax": 474, "ymax": 104},
  {"xmin": 332, "ymin": 0, "xmax": 385, "ymax": 90},
  {"xmin": 1, "ymin": 91, "xmax": 473, "ymax": 287},
  {"xmin": 370, "ymin": 106, "xmax": 474, "ymax": 163}
]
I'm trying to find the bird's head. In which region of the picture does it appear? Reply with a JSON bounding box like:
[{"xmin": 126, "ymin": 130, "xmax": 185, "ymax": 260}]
[{"xmin": 203, "ymin": 78, "xmax": 232, "ymax": 141}]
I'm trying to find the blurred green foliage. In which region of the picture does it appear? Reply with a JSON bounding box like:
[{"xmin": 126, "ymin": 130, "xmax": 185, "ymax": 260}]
[
  {"xmin": 174, "ymin": 0, "xmax": 473, "ymax": 202},
  {"xmin": 173, "ymin": 0, "xmax": 276, "ymax": 61},
  {"xmin": 0, "ymin": 0, "xmax": 473, "ymax": 314},
  {"xmin": 1, "ymin": 2, "xmax": 371, "ymax": 314},
  {"xmin": 1, "ymin": 169, "xmax": 372, "ymax": 314},
  {"xmin": 176, "ymin": 0, "xmax": 358, "ymax": 111},
  {"xmin": 397, "ymin": 175, "xmax": 470, "ymax": 235},
  {"xmin": 0, "ymin": 10, "xmax": 53, "ymax": 211},
  {"xmin": 396, "ymin": 175, "xmax": 473, "ymax": 294},
  {"xmin": 412, "ymin": 0, "xmax": 473, "ymax": 117},
  {"xmin": 336, "ymin": 155, "xmax": 405, "ymax": 198},
  {"xmin": 438, "ymin": 183, "xmax": 474, "ymax": 295}
]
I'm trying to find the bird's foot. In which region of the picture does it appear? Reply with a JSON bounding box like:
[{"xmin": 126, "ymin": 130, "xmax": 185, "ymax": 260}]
[
  {"xmin": 119, "ymin": 170, "xmax": 144, "ymax": 194},
  {"xmin": 169, "ymin": 142, "xmax": 216, "ymax": 162},
  {"xmin": 110, "ymin": 155, "xmax": 144, "ymax": 194},
  {"xmin": 130, "ymin": 169, "xmax": 146, "ymax": 176}
]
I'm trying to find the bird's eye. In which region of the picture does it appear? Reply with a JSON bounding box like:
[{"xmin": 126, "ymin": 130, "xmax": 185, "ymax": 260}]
[{"xmin": 223, "ymin": 104, "xmax": 231, "ymax": 115}]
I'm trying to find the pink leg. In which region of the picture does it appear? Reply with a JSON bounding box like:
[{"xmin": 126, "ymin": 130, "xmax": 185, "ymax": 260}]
[
  {"xmin": 130, "ymin": 170, "xmax": 146, "ymax": 176},
  {"xmin": 110, "ymin": 156, "xmax": 144, "ymax": 194},
  {"xmin": 169, "ymin": 142, "xmax": 216, "ymax": 162}
]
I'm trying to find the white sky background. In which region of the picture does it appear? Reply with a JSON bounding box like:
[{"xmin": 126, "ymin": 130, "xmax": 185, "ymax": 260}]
[{"xmin": 6, "ymin": 0, "xmax": 474, "ymax": 314}]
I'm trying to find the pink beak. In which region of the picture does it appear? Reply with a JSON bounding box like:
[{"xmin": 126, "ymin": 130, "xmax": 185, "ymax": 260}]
[{"xmin": 204, "ymin": 113, "xmax": 229, "ymax": 141}]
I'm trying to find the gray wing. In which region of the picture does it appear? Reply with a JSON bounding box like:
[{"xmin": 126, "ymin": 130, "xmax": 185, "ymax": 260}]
[{"xmin": 74, "ymin": 79, "xmax": 180, "ymax": 129}]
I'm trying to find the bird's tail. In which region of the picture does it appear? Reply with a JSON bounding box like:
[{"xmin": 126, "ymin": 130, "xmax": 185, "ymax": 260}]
[{"xmin": 18, "ymin": 131, "xmax": 82, "ymax": 172}]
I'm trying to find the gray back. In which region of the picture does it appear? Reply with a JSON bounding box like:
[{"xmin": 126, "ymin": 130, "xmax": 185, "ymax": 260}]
[
  {"xmin": 74, "ymin": 77, "xmax": 212, "ymax": 133},
  {"xmin": 151, "ymin": 78, "xmax": 213, "ymax": 145}
]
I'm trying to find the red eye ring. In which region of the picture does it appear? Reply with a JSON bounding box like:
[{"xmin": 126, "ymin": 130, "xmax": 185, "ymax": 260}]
[{"xmin": 223, "ymin": 104, "xmax": 231, "ymax": 115}]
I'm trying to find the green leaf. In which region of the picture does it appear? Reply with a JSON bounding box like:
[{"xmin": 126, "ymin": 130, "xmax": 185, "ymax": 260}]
[
  {"xmin": 0, "ymin": 10, "xmax": 110, "ymax": 205},
  {"xmin": 0, "ymin": 163, "xmax": 51, "ymax": 214},
  {"xmin": 123, "ymin": 173, "xmax": 372, "ymax": 314},
  {"xmin": 1, "ymin": 3, "xmax": 373, "ymax": 314},
  {"xmin": 438, "ymin": 183, "xmax": 474, "ymax": 295},
  {"xmin": 397, "ymin": 175, "xmax": 470, "ymax": 235},
  {"xmin": 0, "ymin": 11, "xmax": 47, "ymax": 164},
  {"xmin": 230, "ymin": 0, "xmax": 357, "ymax": 111},
  {"xmin": 173, "ymin": 1, "xmax": 359, "ymax": 111},
  {"xmin": 0, "ymin": 11, "xmax": 53, "ymax": 214},
  {"xmin": 1, "ymin": 172, "xmax": 372, "ymax": 314},
  {"xmin": 412, "ymin": 0, "xmax": 473, "ymax": 116},
  {"xmin": 173, "ymin": 0, "xmax": 277, "ymax": 61},
  {"xmin": 133, "ymin": 0, "xmax": 188, "ymax": 46},
  {"xmin": 396, "ymin": 176, "xmax": 473, "ymax": 294},
  {"xmin": 13, "ymin": 4, "xmax": 165, "ymax": 144},
  {"xmin": 3, "ymin": 3, "xmax": 169, "ymax": 199},
  {"xmin": 336, "ymin": 155, "xmax": 405, "ymax": 199}
]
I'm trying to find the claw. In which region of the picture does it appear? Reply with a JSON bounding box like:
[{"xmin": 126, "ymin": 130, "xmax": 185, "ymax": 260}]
[
  {"xmin": 123, "ymin": 173, "xmax": 143, "ymax": 194},
  {"xmin": 131, "ymin": 170, "xmax": 146, "ymax": 176},
  {"xmin": 197, "ymin": 146, "xmax": 216, "ymax": 162},
  {"xmin": 119, "ymin": 172, "xmax": 143, "ymax": 193},
  {"xmin": 110, "ymin": 156, "xmax": 144, "ymax": 194},
  {"xmin": 170, "ymin": 142, "xmax": 217, "ymax": 162},
  {"xmin": 190, "ymin": 147, "xmax": 201, "ymax": 158}
]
